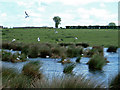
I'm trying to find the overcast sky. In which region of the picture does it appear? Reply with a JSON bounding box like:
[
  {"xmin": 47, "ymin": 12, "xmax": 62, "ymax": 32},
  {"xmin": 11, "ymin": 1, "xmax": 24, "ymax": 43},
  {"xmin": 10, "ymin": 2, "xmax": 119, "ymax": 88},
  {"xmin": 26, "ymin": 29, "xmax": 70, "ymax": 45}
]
[{"xmin": 0, "ymin": 0, "xmax": 118, "ymax": 28}]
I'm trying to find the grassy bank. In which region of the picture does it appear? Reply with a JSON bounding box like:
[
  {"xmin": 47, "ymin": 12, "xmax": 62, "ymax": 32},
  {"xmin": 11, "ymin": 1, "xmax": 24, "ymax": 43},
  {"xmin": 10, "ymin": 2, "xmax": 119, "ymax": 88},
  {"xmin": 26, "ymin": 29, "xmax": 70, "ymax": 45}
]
[{"xmin": 2, "ymin": 28, "xmax": 118, "ymax": 47}]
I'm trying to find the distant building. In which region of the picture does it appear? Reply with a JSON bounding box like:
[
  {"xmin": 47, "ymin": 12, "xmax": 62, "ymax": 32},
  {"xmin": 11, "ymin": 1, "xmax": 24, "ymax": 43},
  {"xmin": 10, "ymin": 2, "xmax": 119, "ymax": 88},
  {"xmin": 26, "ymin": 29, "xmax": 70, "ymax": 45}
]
[{"xmin": 66, "ymin": 25, "xmax": 119, "ymax": 29}]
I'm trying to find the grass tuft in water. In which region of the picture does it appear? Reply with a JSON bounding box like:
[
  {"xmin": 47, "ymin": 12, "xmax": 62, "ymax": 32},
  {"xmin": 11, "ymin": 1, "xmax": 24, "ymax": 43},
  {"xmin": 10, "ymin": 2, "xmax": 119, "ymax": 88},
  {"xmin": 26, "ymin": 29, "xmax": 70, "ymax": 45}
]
[
  {"xmin": 87, "ymin": 54, "xmax": 106, "ymax": 70},
  {"xmin": 63, "ymin": 63, "xmax": 76, "ymax": 74},
  {"xmin": 22, "ymin": 61, "xmax": 42, "ymax": 79}
]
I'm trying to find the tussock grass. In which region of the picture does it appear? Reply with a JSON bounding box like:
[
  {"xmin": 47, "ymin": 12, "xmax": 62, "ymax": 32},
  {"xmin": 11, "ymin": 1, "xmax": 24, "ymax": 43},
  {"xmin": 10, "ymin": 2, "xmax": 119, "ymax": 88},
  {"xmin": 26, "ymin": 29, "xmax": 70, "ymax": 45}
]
[
  {"xmin": 107, "ymin": 46, "xmax": 118, "ymax": 53},
  {"xmin": 109, "ymin": 73, "xmax": 120, "ymax": 88},
  {"xmin": 22, "ymin": 61, "xmax": 42, "ymax": 79},
  {"xmin": 2, "ymin": 66, "xmax": 106, "ymax": 88},
  {"xmin": 31, "ymin": 75, "xmax": 105, "ymax": 88},
  {"xmin": 63, "ymin": 63, "xmax": 76, "ymax": 74},
  {"xmin": 87, "ymin": 54, "xmax": 106, "ymax": 70},
  {"xmin": 27, "ymin": 44, "xmax": 39, "ymax": 58},
  {"xmin": 2, "ymin": 42, "xmax": 84, "ymax": 58},
  {"xmin": 2, "ymin": 67, "xmax": 32, "ymax": 88},
  {"xmin": 66, "ymin": 46, "xmax": 83, "ymax": 58}
]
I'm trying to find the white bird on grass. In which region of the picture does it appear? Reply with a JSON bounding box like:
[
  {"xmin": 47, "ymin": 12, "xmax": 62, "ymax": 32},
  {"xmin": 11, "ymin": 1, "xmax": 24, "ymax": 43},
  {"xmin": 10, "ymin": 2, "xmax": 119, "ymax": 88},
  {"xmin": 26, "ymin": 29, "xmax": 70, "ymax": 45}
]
[
  {"xmin": 12, "ymin": 39, "xmax": 16, "ymax": 42},
  {"xmin": 37, "ymin": 37, "xmax": 40, "ymax": 41},
  {"xmin": 55, "ymin": 31, "xmax": 58, "ymax": 34},
  {"xmin": 75, "ymin": 37, "xmax": 78, "ymax": 40}
]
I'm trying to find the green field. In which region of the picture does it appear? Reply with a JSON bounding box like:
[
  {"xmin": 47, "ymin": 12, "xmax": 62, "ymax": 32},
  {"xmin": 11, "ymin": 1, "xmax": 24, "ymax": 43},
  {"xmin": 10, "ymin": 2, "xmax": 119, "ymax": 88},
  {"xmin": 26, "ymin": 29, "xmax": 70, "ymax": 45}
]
[{"xmin": 2, "ymin": 28, "xmax": 118, "ymax": 47}]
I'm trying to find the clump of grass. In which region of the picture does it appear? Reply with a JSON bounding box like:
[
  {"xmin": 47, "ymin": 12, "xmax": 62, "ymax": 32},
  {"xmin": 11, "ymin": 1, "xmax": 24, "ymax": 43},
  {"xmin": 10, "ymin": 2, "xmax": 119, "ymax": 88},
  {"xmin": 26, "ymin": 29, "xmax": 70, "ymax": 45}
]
[
  {"xmin": 66, "ymin": 46, "xmax": 83, "ymax": 58},
  {"xmin": 2, "ymin": 67, "xmax": 32, "ymax": 88},
  {"xmin": 51, "ymin": 46, "xmax": 66, "ymax": 58},
  {"xmin": 2, "ymin": 42, "xmax": 10, "ymax": 49},
  {"xmin": 87, "ymin": 54, "xmax": 106, "ymax": 70},
  {"xmin": 109, "ymin": 73, "xmax": 120, "ymax": 88},
  {"xmin": 8, "ymin": 74, "xmax": 32, "ymax": 88},
  {"xmin": 22, "ymin": 61, "xmax": 42, "ymax": 79},
  {"xmin": 63, "ymin": 63, "xmax": 76, "ymax": 74},
  {"xmin": 28, "ymin": 44, "xmax": 39, "ymax": 58},
  {"xmin": 2, "ymin": 67, "xmax": 18, "ymax": 79},
  {"xmin": 31, "ymin": 75, "xmax": 105, "ymax": 88},
  {"xmin": 9, "ymin": 42, "xmax": 23, "ymax": 51},
  {"xmin": 2, "ymin": 50, "xmax": 12, "ymax": 62},
  {"xmin": 21, "ymin": 44, "xmax": 29, "ymax": 55},
  {"xmin": 107, "ymin": 46, "xmax": 118, "ymax": 53},
  {"xmin": 2, "ymin": 67, "xmax": 18, "ymax": 87},
  {"xmin": 39, "ymin": 46, "xmax": 52, "ymax": 58},
  {"xmin": 92, "ymin": 46, "xmax": 104, "ymax": 56}
]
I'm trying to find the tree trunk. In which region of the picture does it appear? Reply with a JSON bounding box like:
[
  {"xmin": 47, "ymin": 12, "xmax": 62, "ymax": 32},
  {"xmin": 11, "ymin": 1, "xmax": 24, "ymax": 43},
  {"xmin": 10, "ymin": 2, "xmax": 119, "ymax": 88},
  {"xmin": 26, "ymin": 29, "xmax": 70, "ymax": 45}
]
[{"xmin": 55, "ymin": 23, "xmax": 58, "ymax": 28}]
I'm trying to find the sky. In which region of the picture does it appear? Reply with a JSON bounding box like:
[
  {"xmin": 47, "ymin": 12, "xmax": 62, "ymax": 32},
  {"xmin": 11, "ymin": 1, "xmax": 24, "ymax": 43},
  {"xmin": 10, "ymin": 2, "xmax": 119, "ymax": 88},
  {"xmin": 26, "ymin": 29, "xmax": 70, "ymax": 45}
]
[{"xmin": 0, "ymin": 0, "xmax": 119, "ymax": 28}]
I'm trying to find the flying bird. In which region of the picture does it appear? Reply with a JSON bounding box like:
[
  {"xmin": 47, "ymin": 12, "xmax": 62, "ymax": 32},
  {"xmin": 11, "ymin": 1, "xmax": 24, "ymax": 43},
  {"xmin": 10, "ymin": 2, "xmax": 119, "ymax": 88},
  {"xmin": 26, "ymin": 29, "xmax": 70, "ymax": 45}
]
[{"xmin": 25, "ymin": 11, "xmax": 29, "ymax": 18}]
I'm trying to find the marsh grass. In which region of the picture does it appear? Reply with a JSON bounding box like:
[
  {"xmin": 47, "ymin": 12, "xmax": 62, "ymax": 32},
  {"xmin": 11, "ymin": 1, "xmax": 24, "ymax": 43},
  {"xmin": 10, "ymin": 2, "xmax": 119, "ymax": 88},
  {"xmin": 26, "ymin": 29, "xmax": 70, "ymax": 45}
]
[
  {"xmin": 66, "ymin": 46, "xmax": 83, "ymax": 58},
  {"xmin": 22, "ymin": 61, "xmax": 42, "ymax": 79},
  {"xmin": 2, "ymin": 67, "xmax": 32, "ymax": 88},
  {"xmin": 2, "ymin": 42, "xmax": 23, "ymax": 51},
  {"xmin": 39, "ymin": 45, "xmax": 52, "ymax": 58},
  {"xmin": 2, "ymin": 51, "xmax": 12, "ymax": 62},
  {"xmin": 31, "ymin": 75, "xmax": 105, "ymax": 88},
  {"xmin": 1, "ymin": 50, "xmax": 27, "ymax": 62},
  {"xmin": 2, "ymin": 65, "xmax": 106, "ymax": 88},
  {"xmin": 87, "ymin": 54, "xmax": 106, "ymax": 70},
  {"xmin": 27, "ymin": 44, "xmax": 39, "ymax": 58},
  {"xmin": 51, "ymin": 46, "xmax": 66, "ymax": 58},
  {"xmin": 21, "ymin": 44, "xmax": 29, "ymax": 55},
  {"xmin": 6, "ymin": 74, "xmax": 32, "ymax": 88},
  {"xmin": 2, "ymin": 67, "xmax": 18, "ymax": 87},
  {"xmin": 109, "ymin": 73, "xmax": 120, "ymax": 88},
  {"xmin": 63, "ymin": 63, "xmax": 76, "ymax": 74},
  {"xmin": 84, "ymin": 46, "xmax": 104, "ymax": 57}
]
